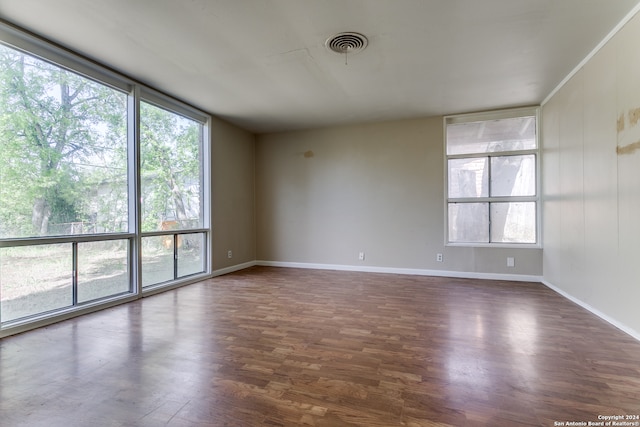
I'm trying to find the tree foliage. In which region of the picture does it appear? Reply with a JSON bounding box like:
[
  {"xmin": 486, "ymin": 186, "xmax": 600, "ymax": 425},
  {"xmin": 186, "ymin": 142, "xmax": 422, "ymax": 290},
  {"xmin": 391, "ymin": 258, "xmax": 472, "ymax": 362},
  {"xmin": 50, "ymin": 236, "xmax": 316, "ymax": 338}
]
[
  {"xmin": 0, "ymin": 43, "xmax": 202, "ymax": 239},
  {"xmin": 140, "ymin": 102, "xmax": 201, "ymax": 233}
]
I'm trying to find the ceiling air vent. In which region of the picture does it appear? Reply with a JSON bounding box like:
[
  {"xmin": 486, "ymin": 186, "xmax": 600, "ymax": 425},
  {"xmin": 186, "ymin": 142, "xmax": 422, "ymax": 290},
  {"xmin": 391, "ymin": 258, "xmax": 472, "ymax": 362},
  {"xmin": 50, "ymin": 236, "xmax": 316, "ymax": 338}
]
[{"xmin": 325, "ymin": 32, "xmax": 368, "ymax": 55}]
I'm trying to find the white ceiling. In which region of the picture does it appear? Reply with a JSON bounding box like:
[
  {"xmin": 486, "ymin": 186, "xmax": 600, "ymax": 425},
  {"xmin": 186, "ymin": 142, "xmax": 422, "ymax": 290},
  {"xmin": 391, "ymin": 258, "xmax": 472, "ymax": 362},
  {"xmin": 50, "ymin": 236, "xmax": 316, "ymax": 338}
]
[{"xmin": 0, "ymin": 0, "xmax": 639, "ymax": 133}]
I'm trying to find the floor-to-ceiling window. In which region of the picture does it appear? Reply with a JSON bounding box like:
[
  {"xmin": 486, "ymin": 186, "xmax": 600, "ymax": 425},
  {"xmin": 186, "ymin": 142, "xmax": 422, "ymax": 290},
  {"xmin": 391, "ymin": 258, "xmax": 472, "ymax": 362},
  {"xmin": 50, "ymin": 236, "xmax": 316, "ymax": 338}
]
[
  {"xmin": 139, "ymin": 100, "xmax": 207, "ymax": 288},
  {"xmin": 0, "ymin": 22, "xmax": 210, "ymax": 334}
]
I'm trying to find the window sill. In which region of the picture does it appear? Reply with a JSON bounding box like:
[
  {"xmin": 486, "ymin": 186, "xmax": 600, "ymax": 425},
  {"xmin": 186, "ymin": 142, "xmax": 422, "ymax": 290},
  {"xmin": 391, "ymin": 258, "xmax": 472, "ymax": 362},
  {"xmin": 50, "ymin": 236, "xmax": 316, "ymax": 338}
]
[{"xmin": 445, "ymin": 242, "xmax": 542, "ymax": 249}]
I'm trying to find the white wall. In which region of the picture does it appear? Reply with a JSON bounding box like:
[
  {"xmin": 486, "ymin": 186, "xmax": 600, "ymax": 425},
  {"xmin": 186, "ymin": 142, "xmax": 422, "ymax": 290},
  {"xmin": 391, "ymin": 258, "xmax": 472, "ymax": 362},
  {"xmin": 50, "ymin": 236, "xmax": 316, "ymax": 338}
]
[
  {"xmin": 542, "ymin": 11, "xmax": 640, "ymax": 338},
  {"xmin": 256, "ymin": 117, "xmax": 542, "ymax": 277}
]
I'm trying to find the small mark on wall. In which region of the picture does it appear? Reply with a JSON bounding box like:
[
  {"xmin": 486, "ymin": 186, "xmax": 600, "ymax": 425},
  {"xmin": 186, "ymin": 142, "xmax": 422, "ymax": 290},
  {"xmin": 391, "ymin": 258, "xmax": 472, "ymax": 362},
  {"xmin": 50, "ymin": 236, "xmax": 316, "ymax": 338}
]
[
  {"xmin": 617, "ymin": 113, "xmax": 625, "ymax": 133},
  {"xmin": 295, "ymin": 150, "xmax": 315, "ymax": 159},
  {"xmin": 616, "ymin": 107, "xmax": 640, "ymax": 155},
  {"xmin": 629, "ymin": 107, "xmax": 640, "ymax": 127},
  {"xmin": 616, "ymin": 140, "xmax": 640, "ymax": 155}
]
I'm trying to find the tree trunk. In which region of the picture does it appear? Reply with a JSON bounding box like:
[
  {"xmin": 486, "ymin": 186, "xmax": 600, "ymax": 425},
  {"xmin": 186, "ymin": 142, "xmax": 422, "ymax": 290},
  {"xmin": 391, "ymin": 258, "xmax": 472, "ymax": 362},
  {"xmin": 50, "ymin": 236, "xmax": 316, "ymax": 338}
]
[
  {"xmin": 158, "ymin": 155, "xmax": 189, "ymax": 226},
  {"xmin": 171, "ymin": 180, "xmax": 188, "ymax": 224},
  {"xmin": 166, "ymin": 172, "xmax": 194, "ymax": 248},
  {"xmin": 32, "ymin": 197, "xmax": 51, "ymax": 235}
]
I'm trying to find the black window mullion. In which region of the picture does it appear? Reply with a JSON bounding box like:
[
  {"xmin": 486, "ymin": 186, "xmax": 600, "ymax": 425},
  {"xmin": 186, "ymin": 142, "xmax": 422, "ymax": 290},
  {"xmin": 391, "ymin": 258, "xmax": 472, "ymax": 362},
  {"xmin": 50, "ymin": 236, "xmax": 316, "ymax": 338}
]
[
  {"xmin": 173, "ymin": 233, "xmax": 179, "ymax": 280},
  {"xmin": 72, "ymin": 242, "xmax": 78, "ymax": 306}
]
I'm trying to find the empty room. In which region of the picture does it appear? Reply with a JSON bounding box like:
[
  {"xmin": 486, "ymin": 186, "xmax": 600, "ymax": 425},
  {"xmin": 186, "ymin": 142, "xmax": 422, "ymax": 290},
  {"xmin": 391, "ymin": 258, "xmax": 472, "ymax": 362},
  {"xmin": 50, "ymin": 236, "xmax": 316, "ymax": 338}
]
[{"xmin": 1, "ymin": 1, "xmax": 639, "ymax": 426}]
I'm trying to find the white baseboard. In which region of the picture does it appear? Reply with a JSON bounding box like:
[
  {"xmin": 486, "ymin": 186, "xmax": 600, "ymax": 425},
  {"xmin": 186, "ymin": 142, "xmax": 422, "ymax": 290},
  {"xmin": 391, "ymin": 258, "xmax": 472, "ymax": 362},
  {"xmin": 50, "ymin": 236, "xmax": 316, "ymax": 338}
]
[
  {"xmin": 212, "ymin": 261, "xmax": 257, "ymax": 277},
  {"xmin": 541, "ymin": 280, "xmax": 640, "ymax": 343},
  {"xmin": 255, "ymin": 260, "xmax": 542, "ymax": 283}
]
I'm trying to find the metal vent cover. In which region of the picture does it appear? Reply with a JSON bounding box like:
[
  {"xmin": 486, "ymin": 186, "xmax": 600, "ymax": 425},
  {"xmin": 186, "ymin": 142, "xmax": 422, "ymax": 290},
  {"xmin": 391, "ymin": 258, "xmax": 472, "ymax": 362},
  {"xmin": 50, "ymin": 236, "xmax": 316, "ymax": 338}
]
[{"xmin": 325, "ymin": 32, "xmax": 368, "ymax": 55}]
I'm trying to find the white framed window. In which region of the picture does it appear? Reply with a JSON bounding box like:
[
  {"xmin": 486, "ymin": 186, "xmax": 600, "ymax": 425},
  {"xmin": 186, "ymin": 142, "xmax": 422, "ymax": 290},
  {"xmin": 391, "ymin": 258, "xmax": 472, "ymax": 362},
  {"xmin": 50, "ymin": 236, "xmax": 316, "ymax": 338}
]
[{"xmin": 444, "ymin": 107, "xmax": 539, "ymax": 246}]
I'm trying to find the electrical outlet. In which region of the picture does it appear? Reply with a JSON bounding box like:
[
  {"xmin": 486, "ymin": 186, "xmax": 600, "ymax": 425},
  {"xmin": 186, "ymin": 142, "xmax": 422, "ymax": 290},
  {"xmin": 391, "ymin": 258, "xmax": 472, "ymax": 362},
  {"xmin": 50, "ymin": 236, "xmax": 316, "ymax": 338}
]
[
  {"xmin": 436, "ymin": 253, "xmax": 443, "ymax": 262},
  {"xmin": 227, "ymin": 250, "xmax": 232, "ymax": 259},
  {"xmin": 358, "ymin": 252, "xmax": 365, "ymax": 261},
  {"xmin": 507, "ymin": 257, "xmax": 515, "ymax": 267}
]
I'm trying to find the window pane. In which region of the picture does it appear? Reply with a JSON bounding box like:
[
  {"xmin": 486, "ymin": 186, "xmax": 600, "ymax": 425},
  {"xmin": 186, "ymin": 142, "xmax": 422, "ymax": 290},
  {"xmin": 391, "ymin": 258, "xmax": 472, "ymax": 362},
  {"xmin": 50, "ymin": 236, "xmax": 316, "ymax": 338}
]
[
  {"xmin": 77, "ymin": 240, "xmax": 130, "ymax": 303},
  {"xmin": 491, "ymin": 202, "xmax": 536, "ymax": 243},
  {"xmin": 141, "ymin": 235, "xmax": 174, "ymax": 288},
  {"xmin": 490, "ymin": 155, "xmax": 536, "ymax": 197},
  {"xmin": 448, "ymin": 203, "xmax": 489, "ymax": 243},
  {"xmin": 0, "ymin": 244, "xmax": 72, "ymax": 323},
  {"xmin": 177, "ymin": 233, "xmax": 205, "ymax": 278},
  {"xmin": 448, "ymin": 158, "xmax": 488, "ymax": 198},
  {"xmin": 446, "ymin": 116, "xmax": 536, "ymax": 155},
  {"xmin": 140, "ymin": 102, "xmax": 203, "ymax": 232},
  {"xmin": 0, "ymin": 44, "xmax": 128, "ymax": 239}
]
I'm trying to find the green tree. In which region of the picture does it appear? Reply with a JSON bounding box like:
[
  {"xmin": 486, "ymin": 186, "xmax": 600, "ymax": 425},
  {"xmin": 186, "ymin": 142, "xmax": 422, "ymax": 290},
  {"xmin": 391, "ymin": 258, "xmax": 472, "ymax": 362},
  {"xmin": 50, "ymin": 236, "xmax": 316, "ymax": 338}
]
[
  {"xmin": 0, "ymin": 44, "xmax": 127, "ymax": 237},
  {"xmin": 140, "ymin": 102, "xmax": 201, "ymax": 233}
]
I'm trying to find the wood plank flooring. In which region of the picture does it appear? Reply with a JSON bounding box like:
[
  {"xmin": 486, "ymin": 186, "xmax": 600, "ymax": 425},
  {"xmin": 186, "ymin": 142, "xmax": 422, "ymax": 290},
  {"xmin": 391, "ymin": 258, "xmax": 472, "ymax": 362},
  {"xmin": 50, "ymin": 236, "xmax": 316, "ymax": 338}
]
[{"xmin": 1, "ymin": 266, "xmax": 639, "ymax": 426}]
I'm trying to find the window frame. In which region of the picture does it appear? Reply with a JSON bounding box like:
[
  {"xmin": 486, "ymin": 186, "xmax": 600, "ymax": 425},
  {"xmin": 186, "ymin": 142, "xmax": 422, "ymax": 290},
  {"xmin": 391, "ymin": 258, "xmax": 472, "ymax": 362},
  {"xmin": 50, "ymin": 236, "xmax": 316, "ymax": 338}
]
[
  {"xmin": 444, "ymin": 107, "xmax": 541, "ymax": 248},
  {"xmin": 0, "ymin": 21, "xmax": 212, "ymax": 334}
]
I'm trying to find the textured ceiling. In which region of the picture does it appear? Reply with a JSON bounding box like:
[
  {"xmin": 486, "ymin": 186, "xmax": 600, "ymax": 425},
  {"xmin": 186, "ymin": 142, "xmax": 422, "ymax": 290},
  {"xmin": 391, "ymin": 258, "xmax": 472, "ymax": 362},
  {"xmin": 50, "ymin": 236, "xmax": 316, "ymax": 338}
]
[{"xmin": 1, "ymin": 0, "xmax": 639, "ymax": 133}]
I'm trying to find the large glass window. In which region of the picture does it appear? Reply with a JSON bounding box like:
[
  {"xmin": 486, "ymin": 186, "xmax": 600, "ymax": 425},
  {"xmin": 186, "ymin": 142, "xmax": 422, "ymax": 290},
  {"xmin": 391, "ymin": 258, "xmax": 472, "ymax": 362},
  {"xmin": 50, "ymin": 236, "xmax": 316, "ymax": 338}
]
[
  {"xmin": 77, "ymin": 240, "xmax": 129, "ymax": 303},
  {"xmin": 0, "ymin": 44, "xmax": 128, "ymax": 239},
  {"xmin": 0, "ymin": 26, "xmax": 210, "ymax": 332},
  {"xmin": 445, "ymin": 109, "xmax": 539, "ymax": 245},
  {"xmin": 141, "ymin": 232, "xmax": 206, "ymax": 288},
  {"xmin": 0, "ymin": 243, "xmax": 72, "ymax": 323},
  {"xmin": 140, "ymin": 101, "xmax": 206, "ymax": 288},
  {"xmin": 140, "ymin": 101, "xmax": 203, "ymax": 232}
]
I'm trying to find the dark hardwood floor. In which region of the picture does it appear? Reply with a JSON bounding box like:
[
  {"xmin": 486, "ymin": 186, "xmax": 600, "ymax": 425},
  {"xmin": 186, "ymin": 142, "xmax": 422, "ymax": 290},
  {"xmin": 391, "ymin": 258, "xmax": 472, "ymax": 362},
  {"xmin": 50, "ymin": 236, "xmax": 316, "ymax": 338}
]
[{"xmin": 1, "ymin": 266, "xmax": 639, "ymax": 426}]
